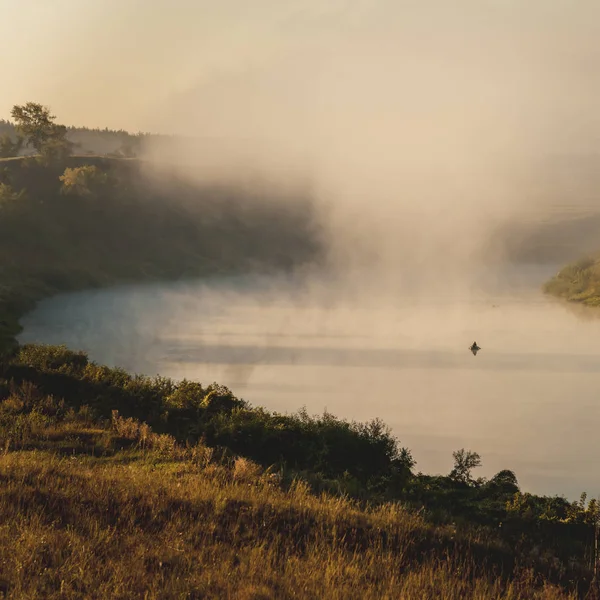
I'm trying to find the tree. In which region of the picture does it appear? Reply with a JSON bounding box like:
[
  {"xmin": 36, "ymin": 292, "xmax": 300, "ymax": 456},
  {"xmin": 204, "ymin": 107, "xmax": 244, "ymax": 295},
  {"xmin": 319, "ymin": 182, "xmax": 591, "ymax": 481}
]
[
  {"xmin": 38, "ymin": 129, "xmax": 74, "ymax": 164},
  {"xmin": 565, "ymin": 492, "xmax": 600, "ymax": 526},
  {"xmin": 11, "ymin": 102, "xmax": 55, "ymax": 152},
  {"xmin": 59, "ymin": 165, "xmax": 108, "ymax": 198},
  {"xmin": 10, "ymin": 102, "xmax": 73, "ymax": 160},
  {"xmin": 487, "ymin": 469, "xmax": 519, "ymax": 493},
  {"xmin": 449, "ymin": 448, "xmax": 482, "ymax": 484}
]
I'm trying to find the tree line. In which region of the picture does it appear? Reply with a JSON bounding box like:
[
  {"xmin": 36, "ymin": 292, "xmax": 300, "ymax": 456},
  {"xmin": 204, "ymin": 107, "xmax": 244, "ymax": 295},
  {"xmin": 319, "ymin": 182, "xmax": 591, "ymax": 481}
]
[{"xmin": 0, "ymin": 103, "xmax": 158, "ymax": 159}]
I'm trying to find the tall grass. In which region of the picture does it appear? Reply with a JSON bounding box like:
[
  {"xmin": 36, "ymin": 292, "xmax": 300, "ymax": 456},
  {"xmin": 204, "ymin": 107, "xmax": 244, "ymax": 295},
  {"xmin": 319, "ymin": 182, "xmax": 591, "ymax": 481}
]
[
  {"xmin": 0, "ymin": 360, "xmax": 593, "ymax": 598},
  {"xmin": 0, "ymin": 450, "xmax": 573, "ymax": 599}
]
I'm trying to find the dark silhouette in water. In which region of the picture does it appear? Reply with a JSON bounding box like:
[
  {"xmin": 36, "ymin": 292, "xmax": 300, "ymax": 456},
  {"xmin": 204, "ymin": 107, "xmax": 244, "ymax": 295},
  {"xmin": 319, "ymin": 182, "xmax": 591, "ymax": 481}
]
[{"xmin": 469, "ymin": 342, "xmax": 481, "ymax": 356}]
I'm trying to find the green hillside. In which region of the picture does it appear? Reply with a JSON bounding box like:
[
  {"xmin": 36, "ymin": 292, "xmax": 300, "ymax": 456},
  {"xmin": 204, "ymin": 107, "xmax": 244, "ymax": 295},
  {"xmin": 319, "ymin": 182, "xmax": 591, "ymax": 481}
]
[{"xmin": 0, "ymin": 155, "xmax": 321, "ymax": 350}]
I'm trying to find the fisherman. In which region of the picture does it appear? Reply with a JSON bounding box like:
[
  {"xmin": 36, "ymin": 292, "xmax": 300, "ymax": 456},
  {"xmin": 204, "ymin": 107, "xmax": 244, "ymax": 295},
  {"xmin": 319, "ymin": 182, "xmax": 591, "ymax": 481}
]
[{"xmin": 469, "ymin": 341, "xmax": 481, "ymax": 356}]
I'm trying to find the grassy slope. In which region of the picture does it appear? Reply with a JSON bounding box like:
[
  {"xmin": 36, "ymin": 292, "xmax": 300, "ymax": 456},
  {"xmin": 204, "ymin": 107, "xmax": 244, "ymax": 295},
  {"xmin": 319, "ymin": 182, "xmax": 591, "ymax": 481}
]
[
  {"xmin": 0, "ymin": 371, "xmax": 570, "ymax": 599},
  {"xmin": 0, "ymin": 453, "xmax": 569, "ymax": 600},
  {"xmin": 544, "ymin": 255, "xmax": 600, "ymax": 306},
  {"xmin": 0, "ymin": 345, "xmax": 595, "ymax": 599},
  {"xmin": 0, "ymin": 155, "xmax": 321, "ymax": 350}
]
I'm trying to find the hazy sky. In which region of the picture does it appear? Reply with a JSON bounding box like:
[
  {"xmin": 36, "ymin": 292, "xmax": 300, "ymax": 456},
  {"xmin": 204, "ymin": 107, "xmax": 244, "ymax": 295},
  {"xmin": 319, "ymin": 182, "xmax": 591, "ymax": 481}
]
[
  {"xmin": 1, "ymin": 0, "xmax": 600, "ymax": 146},
  {"xmin": 1, "ymin": 0, "xmax": 367, "ymax": 130},
  {"xmin": 3, "ymin": 0, "xmax": 600, "ymax": 266},
  {"xmin": 4, "ymin": 0, "xmax": 598, "ymax": 267}
]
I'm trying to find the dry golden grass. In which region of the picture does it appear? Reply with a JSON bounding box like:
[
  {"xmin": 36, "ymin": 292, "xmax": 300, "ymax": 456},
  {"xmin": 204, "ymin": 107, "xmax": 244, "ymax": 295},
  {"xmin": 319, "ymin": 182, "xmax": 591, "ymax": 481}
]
[
  {"xmin": 0, "ymin": 376, "xmax": 585, "ymax": 598},
  {"xmin": 0, "ymin": 448, "xmax": 574, "ymax": 600}
]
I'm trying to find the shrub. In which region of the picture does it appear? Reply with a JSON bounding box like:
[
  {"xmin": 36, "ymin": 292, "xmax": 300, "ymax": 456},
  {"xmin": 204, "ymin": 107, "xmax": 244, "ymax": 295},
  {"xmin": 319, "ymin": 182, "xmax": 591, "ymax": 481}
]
[
  {"xmin": 59, "ymin": 165, "xmax": 108, "ymax": 197},
  {"xmin": 16, "ymin": 344, "xmax": 88, "ymax": 372},
  {"xmin": 487, "ymin": 470, "xmax": 520, "ymax": 494}
]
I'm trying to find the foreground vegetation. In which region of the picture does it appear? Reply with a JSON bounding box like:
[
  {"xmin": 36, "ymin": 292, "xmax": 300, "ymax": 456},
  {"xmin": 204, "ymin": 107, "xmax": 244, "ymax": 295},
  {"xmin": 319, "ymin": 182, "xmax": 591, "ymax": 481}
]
[
  {"xmin": 544, "ymin": 255, "xmax": 600, "ymax": 306},
  {"xmin": 0, "ymin": 344, "xmax": 599, "ymax": 598},
  {"xmin": 0, "ymin": 452, "xmax": 570, "ymax": 599}
]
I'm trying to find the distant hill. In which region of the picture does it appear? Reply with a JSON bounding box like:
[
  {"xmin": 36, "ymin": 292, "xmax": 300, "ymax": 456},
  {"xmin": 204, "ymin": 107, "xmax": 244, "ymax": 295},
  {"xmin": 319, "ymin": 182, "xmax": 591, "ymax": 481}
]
[{"xmin": 0, "ymin": 155, "xmax": 322, "ymax": 349}]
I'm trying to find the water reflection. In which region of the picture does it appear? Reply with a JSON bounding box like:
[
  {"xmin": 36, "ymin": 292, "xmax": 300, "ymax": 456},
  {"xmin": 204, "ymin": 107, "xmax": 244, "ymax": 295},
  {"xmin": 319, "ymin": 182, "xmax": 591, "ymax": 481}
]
[{"xmin": 17, "ymin": 267, "xmax": 600, "ymax": 499}]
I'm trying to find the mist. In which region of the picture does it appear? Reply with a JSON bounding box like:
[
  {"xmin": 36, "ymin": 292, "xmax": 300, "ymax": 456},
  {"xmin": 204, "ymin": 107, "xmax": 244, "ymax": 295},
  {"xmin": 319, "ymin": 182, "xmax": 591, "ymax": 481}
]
[
  {"xmin": 126, "ymin": 0, "xmax": 600, "ymax": 295},
  {"xmin": 5, "ymin": 1, "xmax": 600, "ymax": 282},
  {"xmin": 11, "ymin": 1, "xmax": 600, "ymax": 494}
]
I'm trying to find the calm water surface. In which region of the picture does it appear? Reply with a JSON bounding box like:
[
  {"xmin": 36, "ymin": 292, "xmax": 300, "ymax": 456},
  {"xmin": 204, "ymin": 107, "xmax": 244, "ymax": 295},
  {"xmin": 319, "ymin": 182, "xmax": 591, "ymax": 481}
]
[{"xmin": 18, "ymin": 264, "xmax": 600, "ymax": 499}]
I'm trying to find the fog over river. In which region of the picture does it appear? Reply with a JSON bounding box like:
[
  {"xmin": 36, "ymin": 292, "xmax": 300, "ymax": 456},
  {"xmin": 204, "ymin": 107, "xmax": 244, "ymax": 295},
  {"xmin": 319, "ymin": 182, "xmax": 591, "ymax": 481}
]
[
  {"xmin": 18, "ymin": 256, "xmax": 600, "ymax": 500},
  {"xmin": 11, "ymin": 0, "xmax": 600, "ymax": 501}
]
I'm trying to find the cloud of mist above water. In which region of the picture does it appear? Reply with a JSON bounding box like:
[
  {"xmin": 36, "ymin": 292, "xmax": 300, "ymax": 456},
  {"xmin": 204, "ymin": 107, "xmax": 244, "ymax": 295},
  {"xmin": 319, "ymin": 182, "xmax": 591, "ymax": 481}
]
[
  {"xmin": 130, "ymin": 0, "xmax": 600, "ymax": 292},
  {"xmin": 5, "ymin": 0, "xmax": 600, "ymax": 289},
  {"xmin": 11, "ymin": 2, "xmax": 600, "ymax": 492}
]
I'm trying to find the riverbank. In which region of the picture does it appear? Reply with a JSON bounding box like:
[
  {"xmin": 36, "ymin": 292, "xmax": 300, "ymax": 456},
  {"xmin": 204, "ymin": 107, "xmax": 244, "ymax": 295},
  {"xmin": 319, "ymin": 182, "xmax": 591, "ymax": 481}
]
[
  {"xmin": 0, "ymin": 343, "xmax": 595, "ymax": 598},
  {"xmin": 543, "ymin": 255, "xmax": 600, "ymax": 306},
  {"xmin": 0, "ymin": 155, "xmax": 321, "ymax": 351}
]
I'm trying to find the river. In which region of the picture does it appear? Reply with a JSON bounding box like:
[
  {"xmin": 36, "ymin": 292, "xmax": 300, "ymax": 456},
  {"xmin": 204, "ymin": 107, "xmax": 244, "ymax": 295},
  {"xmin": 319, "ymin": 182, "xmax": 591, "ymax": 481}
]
[{"xmin": 17, "ymin": 263, "xmax": 600, "ymax": 500}]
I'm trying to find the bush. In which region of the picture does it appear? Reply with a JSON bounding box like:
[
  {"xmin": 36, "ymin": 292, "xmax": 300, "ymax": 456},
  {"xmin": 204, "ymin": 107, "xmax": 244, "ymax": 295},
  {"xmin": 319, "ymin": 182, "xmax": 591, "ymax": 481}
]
[
  {"xmin": 16, "ymin": 344, "xmax": 88, "ymax": 372},
  {"xmin": 487, "ymin": 470, "xmax": 519, "ymax": 494},
  {"xmin": 3, "ymin": 345, "xmax": 414, "ymax": 489},
  {"xmin": 59, "ymin": 165, "xmax": 108, "ymax": 197},
  {"xmin": 197, "ymin": 406, "xmax": 414, "ymax": 486}
]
